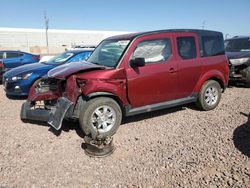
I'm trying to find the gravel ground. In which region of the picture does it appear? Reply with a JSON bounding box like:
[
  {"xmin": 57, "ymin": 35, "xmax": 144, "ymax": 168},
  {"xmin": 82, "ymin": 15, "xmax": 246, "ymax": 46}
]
[{"xmin": 0, "ymin": 85, "xmax": 249, "ymax": 187}]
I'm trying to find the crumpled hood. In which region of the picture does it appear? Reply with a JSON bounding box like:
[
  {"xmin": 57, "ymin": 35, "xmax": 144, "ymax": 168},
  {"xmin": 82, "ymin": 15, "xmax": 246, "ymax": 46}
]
[
  {"xmin": 3, "ymin": 62, "xmax": 55, "ymax": 78},
  {"xmin": 48, "ymin": 61, "xmax": 106, "ymax": 79},
  {"xmin": 226, "ymin": 51, "xmax": 250, "ymax": 59}
]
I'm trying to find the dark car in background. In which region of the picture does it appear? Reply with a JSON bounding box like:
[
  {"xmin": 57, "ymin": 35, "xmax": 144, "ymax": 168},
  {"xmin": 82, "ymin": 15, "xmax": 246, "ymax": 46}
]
[
  {"xmin": 3, "ymin": 49, "xmax": 93, "ymax": 96},
  {"xmin": 225, "ymin": 36, "xmax": 250, "ymax": 87},
  {"xmin": 0, "ymin": 51, "xmax": 40, "ymax": 78}
]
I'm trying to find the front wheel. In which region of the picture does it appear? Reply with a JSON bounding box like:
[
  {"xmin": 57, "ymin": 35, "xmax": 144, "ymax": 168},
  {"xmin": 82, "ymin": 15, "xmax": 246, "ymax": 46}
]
[
  {"xmin": 79, "ymin": 97, "xmax": 122, "ymax": 140},
  {"xmin": 196, "ymin": 80, "xmax": 221, "ymax": 111}
]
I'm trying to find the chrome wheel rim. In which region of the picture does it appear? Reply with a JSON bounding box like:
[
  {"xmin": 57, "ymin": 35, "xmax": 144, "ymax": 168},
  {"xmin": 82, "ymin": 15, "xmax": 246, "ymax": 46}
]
[
  {"xmin": 91, "ymin": 105, "xmax": 116, "ymax": 133},
  {"xmin": 204, "ymin": 86, "xmax": 218, "ymax": 106}
]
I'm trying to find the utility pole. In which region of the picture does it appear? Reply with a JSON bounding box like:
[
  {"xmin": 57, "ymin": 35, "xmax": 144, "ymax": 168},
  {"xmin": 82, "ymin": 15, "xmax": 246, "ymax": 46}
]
[
  {"xmin": 202, "ymin": 20, "xmax": 206, "ymax": 30},
  {"xmin": 44, "ymin": 11, "xmax": 49, "ymax": 54}
]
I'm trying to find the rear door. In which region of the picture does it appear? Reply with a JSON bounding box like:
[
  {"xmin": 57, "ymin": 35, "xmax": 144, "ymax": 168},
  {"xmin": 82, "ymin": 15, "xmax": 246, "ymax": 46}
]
[
  {"xmin": 124, "ymin": 33, "xmax": 178, "ymax": 108},
  {"xmin": 174, "ymin": 33, "xmax": 202, "ymax": 99}
]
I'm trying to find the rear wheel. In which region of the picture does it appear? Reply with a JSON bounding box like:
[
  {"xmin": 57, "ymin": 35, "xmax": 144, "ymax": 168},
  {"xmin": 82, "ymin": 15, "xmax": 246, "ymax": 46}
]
[
  {"xmin": 196, "ymin": 80, "xmax": 221, "ymax": 111},
  {"xmin": 79, "ymin": 97, "xmax": 122, "ymax": 140}
]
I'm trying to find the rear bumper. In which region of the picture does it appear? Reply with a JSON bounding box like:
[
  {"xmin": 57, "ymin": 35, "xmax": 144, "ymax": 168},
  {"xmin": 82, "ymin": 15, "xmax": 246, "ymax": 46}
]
[{"xmin": 21, "ymin": 97, "xmax": 73, "ymax": 130}]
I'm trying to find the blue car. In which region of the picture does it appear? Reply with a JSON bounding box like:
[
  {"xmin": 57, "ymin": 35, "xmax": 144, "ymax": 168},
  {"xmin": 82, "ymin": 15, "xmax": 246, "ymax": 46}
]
[
  {"xmin": 0, "ymin": 50, "xmax": 40, "ymax": 78},
  {"xmin": 3, "ymin": 49, "xmax": 93, "ymax": 96}
]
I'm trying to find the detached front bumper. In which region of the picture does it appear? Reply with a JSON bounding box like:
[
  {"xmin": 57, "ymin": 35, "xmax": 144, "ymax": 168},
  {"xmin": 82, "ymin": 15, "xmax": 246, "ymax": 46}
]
[{"xmin": 21, "ymin": 97, "xmax": 73, "ymax": 130}]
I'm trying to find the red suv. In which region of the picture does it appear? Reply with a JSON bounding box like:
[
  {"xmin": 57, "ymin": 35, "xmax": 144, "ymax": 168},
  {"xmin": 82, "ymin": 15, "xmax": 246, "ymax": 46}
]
[{"xmin": 21, "ymin": 29, "xmax": 229, "ymax": 140}]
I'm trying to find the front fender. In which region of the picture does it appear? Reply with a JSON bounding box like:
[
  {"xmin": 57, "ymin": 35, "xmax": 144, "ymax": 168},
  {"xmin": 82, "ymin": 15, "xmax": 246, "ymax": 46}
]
[{"xmin": 81, "ymin": 79, "xmax": 129, "ymax": 106}]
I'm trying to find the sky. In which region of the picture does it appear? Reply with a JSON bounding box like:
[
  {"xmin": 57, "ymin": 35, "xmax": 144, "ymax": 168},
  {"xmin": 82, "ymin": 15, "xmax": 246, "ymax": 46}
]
[{"xmin": 0, "ymin": 0, "xmax": 249, "ymax": 38}]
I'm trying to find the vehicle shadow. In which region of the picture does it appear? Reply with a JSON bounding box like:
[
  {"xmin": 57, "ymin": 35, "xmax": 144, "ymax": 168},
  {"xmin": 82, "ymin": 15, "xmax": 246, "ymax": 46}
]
[
  {"xmin": 6, "ymin": 94, "xmax": 27, "ymax": 100},
  {"xmin": 228, "ymin": 81, "xmax": 250, "ymax": 88},
  {"xmin": 233, "ymin": 112, "xmax": 250, "ymax": 157},
  {"xmin": 48, "ymin": 120, "xmax": 85, "ymax": 138},
  {"xmin": 22, "ymin": 119, "xmax": 85, "ymax": 138},
  {"xmin": 22, "ymin": 104, "xmax": 190, "ymax": 139},
  {"xmin": 122, "ymin": 105, "xmax": 185, "ymax": 124}
]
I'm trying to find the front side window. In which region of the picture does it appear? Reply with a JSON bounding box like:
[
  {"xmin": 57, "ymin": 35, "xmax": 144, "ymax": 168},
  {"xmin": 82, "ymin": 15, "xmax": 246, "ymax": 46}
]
[
  {"xmin": 88, "ymin": 39, "xmax": 130, "ymax": 67},
  {"xmin": 177, "ymin": 37, "xmax": 197, "ymax": 59},
  {"xmin": 225, "ymin": 38, "xmax": 250, "ymax": 52},
  {"xmin": 0, "ymin": 52, "xmax": 3, "ymax": 59},
  {"xmin": 132, "ymin": 39, "xmax": 171, "ymax": 64},
  {"xmin": 202, "ymin": 36, "xmax": 224, "ymax": 57},
  {"xmin": 6, "ymin": 52, "xmax": 19, "ymax": 58}
]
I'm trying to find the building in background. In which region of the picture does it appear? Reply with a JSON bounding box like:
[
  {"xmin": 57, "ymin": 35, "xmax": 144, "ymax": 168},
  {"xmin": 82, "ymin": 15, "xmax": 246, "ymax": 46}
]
[{"xmin": 0, "ymin": 28, "xmax": 129, "ymax": 55}]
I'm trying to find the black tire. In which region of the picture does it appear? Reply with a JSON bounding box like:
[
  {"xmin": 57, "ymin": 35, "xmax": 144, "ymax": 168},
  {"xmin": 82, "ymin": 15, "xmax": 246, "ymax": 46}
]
[
  {"xmin": 79, "ymin": 97, "xmax": 122, "ymax": 140},
  {"xmin": 196, "ymin": 80, "xmax": 221, "ymax": 111},
  {"xmin": 245, "ymin": 66, "xmax": 250, "ymax": 88}
]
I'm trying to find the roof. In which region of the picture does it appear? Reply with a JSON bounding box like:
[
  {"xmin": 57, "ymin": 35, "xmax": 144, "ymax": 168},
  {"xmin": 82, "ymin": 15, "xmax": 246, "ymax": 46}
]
[{"xmin": 106, "ymin": 29, "xmax": 223, "ymax": 40}]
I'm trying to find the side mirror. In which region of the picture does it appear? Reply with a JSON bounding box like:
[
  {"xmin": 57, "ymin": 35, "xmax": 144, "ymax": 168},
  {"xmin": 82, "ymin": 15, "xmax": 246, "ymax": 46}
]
[{"xmin": 130, "ymin": 58, "xmax": 145, "ymax": 67}]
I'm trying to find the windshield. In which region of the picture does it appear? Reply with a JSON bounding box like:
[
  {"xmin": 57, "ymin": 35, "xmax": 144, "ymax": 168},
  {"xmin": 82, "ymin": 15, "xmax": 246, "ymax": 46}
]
[
  {"xmin": 225, "ymin": 38, "xmax": 250, "ymax": 52},
  {"xmin": 45, "ymin": 52, "xmax": 75, "ymax": 65},
  {"xmin": 88, "ymin": 39, "xmax": 130, "ymax": 67}
]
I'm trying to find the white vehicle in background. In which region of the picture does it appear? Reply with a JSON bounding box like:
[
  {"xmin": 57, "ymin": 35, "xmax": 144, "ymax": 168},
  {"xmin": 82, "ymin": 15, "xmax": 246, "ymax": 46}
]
[{"xmin": 39, "ymin": 56, "xmax": 54, "ymax": 63}]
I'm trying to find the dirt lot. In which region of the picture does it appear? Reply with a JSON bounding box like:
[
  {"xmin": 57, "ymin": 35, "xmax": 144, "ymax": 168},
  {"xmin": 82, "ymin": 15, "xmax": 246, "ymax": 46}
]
[{"xmin": 0, "ymin": 85, "xmax": 249, "ymax": 187}]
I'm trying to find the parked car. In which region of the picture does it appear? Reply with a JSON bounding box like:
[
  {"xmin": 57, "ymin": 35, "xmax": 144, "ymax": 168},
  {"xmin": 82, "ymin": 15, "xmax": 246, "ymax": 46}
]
[
  {"xmin": 3, "ymin": 49, "xmax": 93, "ymax": 96},
  {"xmin": 21, "ymin": 29, "xmax": 229, "ymax": 141},
  {"xmin": 0, "ymin": 50, "xmax": 40, "ymax": 78},
  {"xmin": 225, "ymin": 36, "xmax": 250, "ymax": 87}
]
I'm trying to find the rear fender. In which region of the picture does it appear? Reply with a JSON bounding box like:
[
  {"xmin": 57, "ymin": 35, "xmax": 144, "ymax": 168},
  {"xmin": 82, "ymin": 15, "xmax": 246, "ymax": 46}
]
[{"xmin": 193, "ymin": 70, "xmax": 227, "ymax": 93}]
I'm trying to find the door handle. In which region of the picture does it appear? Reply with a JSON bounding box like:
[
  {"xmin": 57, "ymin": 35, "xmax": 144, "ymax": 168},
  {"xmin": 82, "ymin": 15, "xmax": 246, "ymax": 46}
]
[{"xmin": 169, "ymin": 68, "xmax": 176, "ymax": 73}]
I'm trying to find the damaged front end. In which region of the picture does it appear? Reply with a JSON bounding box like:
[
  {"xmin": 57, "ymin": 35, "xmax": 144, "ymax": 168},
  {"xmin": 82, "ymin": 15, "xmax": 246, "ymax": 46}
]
[
  {"xmin": 20, "ymin": 61, "xmax": 108, "ymax": 130},
  {"xmin": 20, "ymin": 77, "xmax": 75, "ymax": 130},
  {"xmin": 229, "ymin": 58, "xmax": 250, "ymax": 83}
]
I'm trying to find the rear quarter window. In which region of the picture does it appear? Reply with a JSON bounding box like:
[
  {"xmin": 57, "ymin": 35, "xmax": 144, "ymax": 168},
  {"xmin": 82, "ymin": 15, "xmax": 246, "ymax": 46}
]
[{"xmin": 202, "ymin": 35, "xmax": 225, "ymax": 57}]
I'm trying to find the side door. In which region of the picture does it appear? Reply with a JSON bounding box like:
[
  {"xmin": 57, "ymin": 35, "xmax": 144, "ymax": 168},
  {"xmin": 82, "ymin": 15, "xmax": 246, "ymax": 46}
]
[
  {"xmin": 174, "ymin": 33, "xmax": 202, "ymax": 99},
  {"xmin": 124, "ymin": 33, "xmax": 178, "ymax": 108},
  {"xmin": 4, "ymin": 52, "xmax": 23, "ymax": 69}
]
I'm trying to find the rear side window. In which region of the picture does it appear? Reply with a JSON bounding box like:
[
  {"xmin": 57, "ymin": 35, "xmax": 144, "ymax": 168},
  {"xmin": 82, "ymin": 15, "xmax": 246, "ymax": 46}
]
[
  {"xmin": 202, "ymin": 36, "xmax": 224, "ymax": 56},
  {"xmin": 6, "ymin": 52, "xmax": 19, "ymax": 58},
  {"xmin": 177, "ymin": 37, "xmax": 197, "ymax": 59},
  {"xmin": 132, "ymin": 39, "xmax": 172, "ymax": 64}
]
